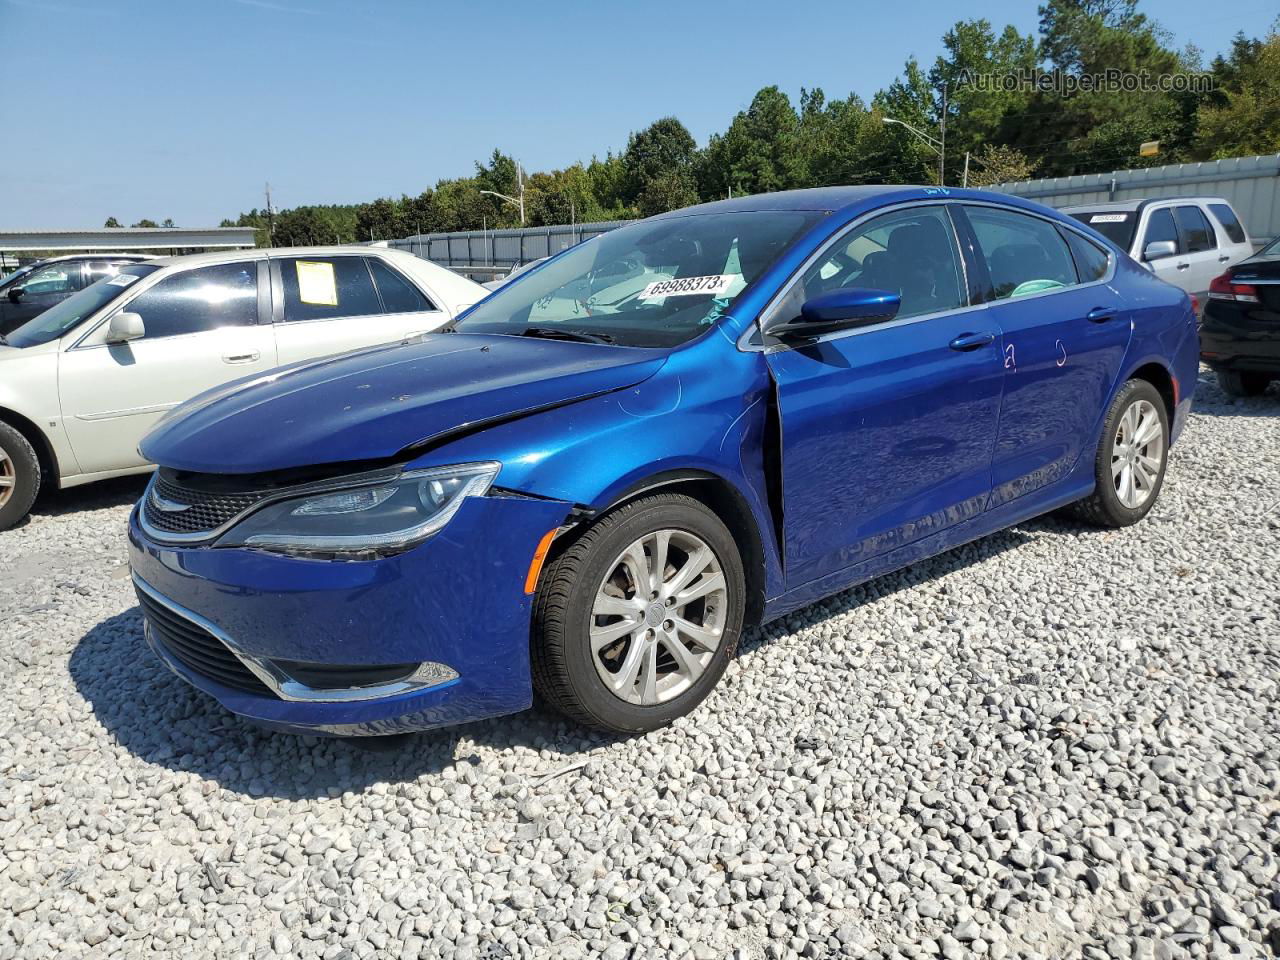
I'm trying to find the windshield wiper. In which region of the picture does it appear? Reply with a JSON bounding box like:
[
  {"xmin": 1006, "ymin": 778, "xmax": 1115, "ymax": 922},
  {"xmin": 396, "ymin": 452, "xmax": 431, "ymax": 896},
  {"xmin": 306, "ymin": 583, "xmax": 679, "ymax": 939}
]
[
  {"xmin": 518, "ymin": 326, "xmax": 616, "ymax": 345},
  {"xmin": 0, "ymin": 334, "xmax": 8, "ymax": 346}
]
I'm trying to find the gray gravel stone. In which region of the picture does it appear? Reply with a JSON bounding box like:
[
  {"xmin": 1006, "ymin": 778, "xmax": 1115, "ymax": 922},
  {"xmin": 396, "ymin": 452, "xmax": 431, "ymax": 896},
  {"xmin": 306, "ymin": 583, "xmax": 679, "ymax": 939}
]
[{"xmin": 1, "ymin": 371, "xmax": 1278, "ymax": 958}]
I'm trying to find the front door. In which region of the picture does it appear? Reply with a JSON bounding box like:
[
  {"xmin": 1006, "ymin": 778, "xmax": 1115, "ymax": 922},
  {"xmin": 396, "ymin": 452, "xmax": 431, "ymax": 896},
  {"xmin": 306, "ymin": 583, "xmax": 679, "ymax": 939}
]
[
  {"xmin": 763, "ymin": 204, "xmax": 1005, "ymax": 589},
  {"xmin": 956, "ymin": 204, "xmax": 1131, "ymax": 506},
  {"xmin": 59, "ymin": 260, "xmax": 278, "ymax": 474}
]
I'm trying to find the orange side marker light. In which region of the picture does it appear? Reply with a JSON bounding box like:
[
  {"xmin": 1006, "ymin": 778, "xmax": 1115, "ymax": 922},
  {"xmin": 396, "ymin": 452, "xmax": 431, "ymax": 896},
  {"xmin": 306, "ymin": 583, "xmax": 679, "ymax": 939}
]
[{"xmin": 524, "ymin": 528, "xmax": 559, "ymax": 595}]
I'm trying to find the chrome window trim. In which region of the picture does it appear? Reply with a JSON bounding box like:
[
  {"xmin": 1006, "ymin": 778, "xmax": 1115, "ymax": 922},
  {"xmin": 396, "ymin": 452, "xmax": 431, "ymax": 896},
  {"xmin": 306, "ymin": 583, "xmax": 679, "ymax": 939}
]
[
  {"xmin": 133, "ymin": 572, "xmax": 458, "ymax": 703},
  {"xmin": 740, "ymin": 198, "xmax": 1118, "ymax": 353}
]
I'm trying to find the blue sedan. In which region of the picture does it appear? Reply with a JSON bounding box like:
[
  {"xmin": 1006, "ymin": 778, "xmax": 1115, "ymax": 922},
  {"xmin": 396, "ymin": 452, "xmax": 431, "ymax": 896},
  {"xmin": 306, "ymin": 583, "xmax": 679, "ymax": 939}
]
[{"xmin": 128, "ymin": 186, "xmax": 1198, "ymax": 736}]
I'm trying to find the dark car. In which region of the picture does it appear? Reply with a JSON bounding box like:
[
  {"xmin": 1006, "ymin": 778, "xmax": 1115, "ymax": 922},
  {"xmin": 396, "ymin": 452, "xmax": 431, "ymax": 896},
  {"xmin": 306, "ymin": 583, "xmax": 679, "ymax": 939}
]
[
  {"xmin": 0, "ymin": 254, "xmax": 153, "ymax": 335},
  {"xmin": 1200, "ymin": 235, "xmax": 1280, "ymax": 396}
]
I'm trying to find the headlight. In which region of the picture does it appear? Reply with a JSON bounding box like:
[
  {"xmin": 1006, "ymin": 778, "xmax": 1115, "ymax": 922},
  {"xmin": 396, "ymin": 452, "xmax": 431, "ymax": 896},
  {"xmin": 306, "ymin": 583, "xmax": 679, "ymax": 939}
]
[{"xmin": 217, "ymin": 462, "xmax": 499, "ymax": 557}]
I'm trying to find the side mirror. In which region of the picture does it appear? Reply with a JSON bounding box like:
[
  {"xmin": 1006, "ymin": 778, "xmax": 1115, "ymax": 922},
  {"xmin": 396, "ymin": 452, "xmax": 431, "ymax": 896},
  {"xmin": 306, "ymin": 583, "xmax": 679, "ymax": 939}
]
[
  {"xmin": 1143, "ymin": 240, "xmax": 1177, "ymax": 262},
  {"xmin": 765, "ymin": 287, "xmax": 901, "ymax": 340},
  {"xmin": 105, "ymin": 311, "xmax": 145, "ymax": 344},
  {"xmin": 7, "ymin": 286, "xmax": 24, "ymax": 304}
]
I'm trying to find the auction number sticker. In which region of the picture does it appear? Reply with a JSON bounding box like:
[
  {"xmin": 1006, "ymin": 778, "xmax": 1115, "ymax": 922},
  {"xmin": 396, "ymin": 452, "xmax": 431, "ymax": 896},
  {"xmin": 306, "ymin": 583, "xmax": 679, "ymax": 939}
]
[
  {"xmin": 107, "ymin": 274, "xmax": 139, "ymax": 287},
  {"xmin": 1089, "ymin": 214, "xmax": 1129, "ymax": 223},
  {"xmin": 639, "ymin": 274, "xmax": 738, "ymax": 299}
]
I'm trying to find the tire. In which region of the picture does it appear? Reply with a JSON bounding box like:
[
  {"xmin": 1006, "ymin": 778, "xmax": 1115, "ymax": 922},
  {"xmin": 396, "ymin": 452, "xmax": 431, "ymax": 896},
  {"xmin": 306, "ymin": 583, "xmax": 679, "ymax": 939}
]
[
  {"xmin": 531, "ymin": 493, "xmax": 745, "ymax": 733},
  {"xmin": 1216, "ymin": 369, "xmax": 1271, "ymax": 397},
  {"xmin": 1068, "ymin": 379, "xmax": 1169, "ymax": 528},
  {"xmin": 0, "ymin": 421, "xmax": 41, "ymax": 531}
]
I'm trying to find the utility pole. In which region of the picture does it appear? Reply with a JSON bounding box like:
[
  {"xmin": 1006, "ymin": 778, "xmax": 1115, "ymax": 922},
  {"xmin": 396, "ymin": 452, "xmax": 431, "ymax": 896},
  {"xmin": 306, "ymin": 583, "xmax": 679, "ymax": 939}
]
[
  {"xmin": 938, "ymin": 82, "xmax": 947, "ymax": 186},
  {"xmin": 264, "ymin": 182, "xmax": 275, "ymax": 248},
  {"xmin": 962, "ymin": 151, "xmax": 970, "ymax": 188}
]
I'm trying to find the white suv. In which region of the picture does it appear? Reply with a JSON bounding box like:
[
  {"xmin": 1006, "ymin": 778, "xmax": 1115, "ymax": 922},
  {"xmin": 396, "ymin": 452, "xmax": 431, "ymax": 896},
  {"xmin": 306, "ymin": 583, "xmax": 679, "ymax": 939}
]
[
  {"xmin": 0, "ymin": 246, "xmax": 484, "ymax": 529},
  {"xmin": 1062, "ymin": 197, "xmax": 1254, "ymax": 304}
]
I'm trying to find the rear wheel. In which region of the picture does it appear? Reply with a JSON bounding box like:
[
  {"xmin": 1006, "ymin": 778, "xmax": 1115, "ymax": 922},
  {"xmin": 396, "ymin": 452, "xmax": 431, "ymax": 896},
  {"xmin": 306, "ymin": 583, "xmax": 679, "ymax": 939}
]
[
  {"xmin": 1069, "ymin": 379, "xmax": 1168, "ymax": 528},
  {"xmin": 531, "ymin": 493, "xmax": 745, "ymax": 733},
  {"xmin": 1216, "ymin": 369, "xmax": 1272, "ymax": 397},
  {"xmin": 0, "ymin": 422, "xmax": 41, "ymax": 531}
]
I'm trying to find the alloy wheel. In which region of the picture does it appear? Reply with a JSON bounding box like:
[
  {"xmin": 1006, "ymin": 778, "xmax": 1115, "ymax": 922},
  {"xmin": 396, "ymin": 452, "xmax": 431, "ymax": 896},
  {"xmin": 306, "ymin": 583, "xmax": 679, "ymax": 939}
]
[
  {"xmin": 1111, "ymin": 398, "xmax": 1164, "ymax": 509},
  {"xmin": 0, "ymin": 447, "xmax": 14, "ymax": 509},
  {"xmin": 589, "ymin": 529, "xmax": 729, "ymax": 706}
]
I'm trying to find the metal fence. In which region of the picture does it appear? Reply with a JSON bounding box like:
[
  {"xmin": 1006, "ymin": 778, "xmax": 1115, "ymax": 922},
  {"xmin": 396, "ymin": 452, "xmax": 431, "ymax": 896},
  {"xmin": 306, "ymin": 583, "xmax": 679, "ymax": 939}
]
[
  {"xmin": 389, "ymin": 154, "xmax": 1280, "ymax": 278},
  {"xmin": 991, "ymin": 153, "xmax": 1280, "ymax": 244},
  {"xmin": 388, "ymin": 221, "xmax": 632, "ymax": 280}
]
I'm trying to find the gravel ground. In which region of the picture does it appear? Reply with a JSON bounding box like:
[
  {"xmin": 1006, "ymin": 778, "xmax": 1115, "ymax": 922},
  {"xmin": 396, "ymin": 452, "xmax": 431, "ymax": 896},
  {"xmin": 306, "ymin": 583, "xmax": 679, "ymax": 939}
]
[{"xmin": 2, "ymin": 370, "xmax": 1278, "ymax": 960}]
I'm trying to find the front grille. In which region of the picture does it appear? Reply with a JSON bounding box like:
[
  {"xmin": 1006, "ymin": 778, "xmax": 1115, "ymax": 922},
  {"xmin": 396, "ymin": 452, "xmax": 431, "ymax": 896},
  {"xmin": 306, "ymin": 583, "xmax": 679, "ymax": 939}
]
[
  {"xmin": 136, "ymin": 587, "xmax": 276, "ymax": 697},
  {"xmin": 142, "ymin": 474, "xmax": 264, "ymax": 537}
]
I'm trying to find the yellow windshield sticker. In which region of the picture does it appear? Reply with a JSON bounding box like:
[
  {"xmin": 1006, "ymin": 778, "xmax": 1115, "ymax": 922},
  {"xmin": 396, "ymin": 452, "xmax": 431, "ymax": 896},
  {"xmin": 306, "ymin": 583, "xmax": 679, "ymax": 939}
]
[{"xmin": 296, "ymin": 260, "xmax": 338, "ymax": 306}]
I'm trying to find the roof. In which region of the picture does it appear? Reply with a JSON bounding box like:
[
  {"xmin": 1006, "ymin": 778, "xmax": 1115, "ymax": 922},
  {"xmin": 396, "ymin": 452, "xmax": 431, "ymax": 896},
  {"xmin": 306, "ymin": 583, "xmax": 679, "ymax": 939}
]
[
  {"xmin": 145, "ymin": 244, "xmax": 421, "ymax": 269},
  {"xmin": 1061, "ymin": 196, "xmax": 1230, "ymax": 213},
  {"xmin": 652, "ymin": 185, "xmax": 1057, "ymax": 219}
]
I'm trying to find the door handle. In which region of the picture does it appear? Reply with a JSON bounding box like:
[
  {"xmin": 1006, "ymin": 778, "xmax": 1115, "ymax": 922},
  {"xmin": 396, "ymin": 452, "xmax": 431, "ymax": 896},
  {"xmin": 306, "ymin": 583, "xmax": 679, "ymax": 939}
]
[
  {"xmin": 949, "ymin": 331, "xmax": 995, "ymax": 351},
  {"xmin": 1085, "ymin": 306, "xmax": 1114, "ymax": 323},
  {"xmin": 222, "ymin": 350, "xmax": 260, "ymax": 364},
  {"xmin": 1218, "ymin": 255, "xmax": 1230, "ymax": 262},
  {"xmin": 1176, "ymin": 262, "xmax": 1190, "ymax": 270}
]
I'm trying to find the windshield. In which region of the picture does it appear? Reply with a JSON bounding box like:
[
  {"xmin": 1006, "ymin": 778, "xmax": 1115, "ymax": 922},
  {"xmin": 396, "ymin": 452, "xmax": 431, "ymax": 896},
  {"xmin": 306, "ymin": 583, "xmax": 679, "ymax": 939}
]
[
  {"xmin": 0, "ymin": 264, "xmax": 35, "ymax": 290},
  {"xmin": 6, "ymin": 263, "xmax": 162, "ymax": 348},
  {"xmin": 1068, "ymin": 211, "xmax": 1136, "ymax": 249},
  {"xmin": 455, "ymin": 211, "xmax": 825, "ymax": 348}
]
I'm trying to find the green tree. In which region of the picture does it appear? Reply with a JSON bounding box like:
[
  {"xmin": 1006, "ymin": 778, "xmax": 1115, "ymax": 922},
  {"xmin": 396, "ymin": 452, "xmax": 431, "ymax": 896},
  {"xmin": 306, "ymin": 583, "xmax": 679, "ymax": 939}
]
[
  {"xmin": 161, "ymin": 218, "xmax": 175, "ymax": 228},
  {"xmin": 699, "ymin": 86, "xmax": 805, "ymax": 199},
  {"xmin": 965, "ymin": 143, "xmax": 1039, "ymax": 185},
  {"xmin": 622, "ymin": 117, "xmax": 699, "ymax": 215},
  {"xmin": 1195, "ymin": 25, "xmax": 1280, "ymax": 158},
  {"xmin": 103, "ymin": 217, "xmax": 122, "ymax": 228},
  {"xmin": 131, "ymin": 219, "xmax": 158, "ymax": 228}
]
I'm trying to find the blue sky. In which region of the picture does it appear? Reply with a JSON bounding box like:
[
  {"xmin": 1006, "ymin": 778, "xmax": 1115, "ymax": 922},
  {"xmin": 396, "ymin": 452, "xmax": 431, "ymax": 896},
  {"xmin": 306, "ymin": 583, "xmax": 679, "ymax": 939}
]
[{"xmin": 0, "ymin": 0, "xmax": 1271, "ymax": 228}]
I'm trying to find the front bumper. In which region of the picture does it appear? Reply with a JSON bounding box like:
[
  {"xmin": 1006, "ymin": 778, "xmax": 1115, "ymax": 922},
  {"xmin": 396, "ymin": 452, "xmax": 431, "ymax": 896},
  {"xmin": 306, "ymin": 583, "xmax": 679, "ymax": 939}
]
[{"xmin": 127, "ymin": 493, "xmax": 572, "ymax": 736}]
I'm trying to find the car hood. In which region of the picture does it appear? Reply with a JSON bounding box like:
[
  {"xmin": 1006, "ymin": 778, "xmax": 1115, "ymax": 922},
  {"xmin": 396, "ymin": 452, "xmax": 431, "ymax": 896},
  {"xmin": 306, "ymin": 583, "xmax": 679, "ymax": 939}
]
[{"xmin": 140, "ymin": 333, "xmax": 668, "ymax": 475}]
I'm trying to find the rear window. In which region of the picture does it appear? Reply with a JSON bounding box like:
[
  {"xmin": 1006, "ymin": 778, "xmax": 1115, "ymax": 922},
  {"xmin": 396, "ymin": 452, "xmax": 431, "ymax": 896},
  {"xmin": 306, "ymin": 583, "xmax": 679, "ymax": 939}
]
[
  {"xmin": 1208, "ymin": 204, "xmax": 1247, "ymax": 244},
  {"xmin": 1069, "ymin": 211, "xmax": 1136, "ymax": 249}
]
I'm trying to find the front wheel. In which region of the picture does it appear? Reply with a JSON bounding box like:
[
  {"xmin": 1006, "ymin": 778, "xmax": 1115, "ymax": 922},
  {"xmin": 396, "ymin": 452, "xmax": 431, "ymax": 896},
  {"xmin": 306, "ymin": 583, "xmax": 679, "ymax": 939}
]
[
  {"xmin": 1217, "ymin": 369, "xmax": 1272, "ymax": 398},
  {"xmin": 1068, "ymin": 379, "xmax": 1169, "ymax": 528},
  {"xmin": 0, "ymin": 421, "xmax": 41, "ymax": 531},
  {"xmin": 531, "ymin": 493, "xmax": 745, "ymax": 733}
]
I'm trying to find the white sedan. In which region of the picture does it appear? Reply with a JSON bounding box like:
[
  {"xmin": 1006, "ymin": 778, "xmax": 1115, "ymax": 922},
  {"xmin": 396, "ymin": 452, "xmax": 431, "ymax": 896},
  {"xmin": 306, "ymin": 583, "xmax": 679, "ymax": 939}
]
[{"xmin": 0, "ymin": 246, "xmax": 484, "ymax": 529}]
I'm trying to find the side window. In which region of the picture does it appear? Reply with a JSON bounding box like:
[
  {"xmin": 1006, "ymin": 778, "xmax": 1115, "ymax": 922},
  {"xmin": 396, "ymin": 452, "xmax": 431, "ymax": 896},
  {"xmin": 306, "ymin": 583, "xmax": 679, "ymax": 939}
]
[
  {"xmin": 280, "ymin": 257, "xmax": 382, "ymax": 322},
  {"xmin": 1143, "ymin": 208, "xmax": 1179, "ymax": 255},
  {"xmin": 966, "ymin": 206, "xmax": 1078, "ymax": 299},
  {"xmin": 367, "ymin": 258, "xmax": 433, "ymax": 313},
  {"xmin": 1174, "ymin": 205, "xmax": 1215, "ymax": 252},
  {"xmin": 1062, "ymin": 230, "xmax": 1110, "ymax": 282},
  {"xmin": 1207, "ymin": 204, "xmax": 1246, "ymax": 245},
  {"xmin": 125, "ymin": 262, "xmax": 259, "ymax": 338},
  {"xmin": 19, "ymin": 263, "xmax": 80, "ymax": 296},
  {"xmin": 774, "ymin": 206, "xmax": 965, "ymax": 324}
]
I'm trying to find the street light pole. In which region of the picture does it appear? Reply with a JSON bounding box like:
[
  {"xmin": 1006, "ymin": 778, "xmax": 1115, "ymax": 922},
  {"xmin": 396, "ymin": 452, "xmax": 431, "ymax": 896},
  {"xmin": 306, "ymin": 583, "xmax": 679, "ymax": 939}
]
[
  {"xmin": 480, "ymin": 161, "xmax": 526, "ymax": 226},
  {"xmin": 938, "ymin": 82, "xmax": 947, "ymax": 186}
]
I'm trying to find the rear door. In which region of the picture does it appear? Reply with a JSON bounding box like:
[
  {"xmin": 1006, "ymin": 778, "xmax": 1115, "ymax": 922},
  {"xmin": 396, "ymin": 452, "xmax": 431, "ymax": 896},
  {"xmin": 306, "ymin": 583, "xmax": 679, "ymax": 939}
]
[
  {"xmin": 956, "ymin": 204, "xmax": 1131, "ymax": 506},
  {"xmin": 58, "ymin": 260, "xmax": 278, "ymax": 474},
  {"xmin": 1172, "ymin": 204, "xmax": 1221, "ymax": 300},
  {"xmin": 764, "ymin": 203, "xmax": 1004, "ymax": 588},
  {"xmin": 270, "ymin": 255, "xmax": 442, "ymax": 364},
  {"xmin": 1205, "ymin": 202, "xmax": 1254, "ymax": 270}
]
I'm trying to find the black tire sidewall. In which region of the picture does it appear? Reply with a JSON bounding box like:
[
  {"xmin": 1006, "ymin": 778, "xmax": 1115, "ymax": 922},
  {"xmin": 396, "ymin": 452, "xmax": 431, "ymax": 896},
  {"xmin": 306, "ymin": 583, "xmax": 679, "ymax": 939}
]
[
  {"xmin": 0, "ymin": 423, "xmax": 41, "ymax": 531},
  {"xmin": 557, "ymin": 498, "xmax": 744, "ymax": 732},
  {"xmin": 1093, "ymin": 380, "xmax": 1169, "ymax": 526}
]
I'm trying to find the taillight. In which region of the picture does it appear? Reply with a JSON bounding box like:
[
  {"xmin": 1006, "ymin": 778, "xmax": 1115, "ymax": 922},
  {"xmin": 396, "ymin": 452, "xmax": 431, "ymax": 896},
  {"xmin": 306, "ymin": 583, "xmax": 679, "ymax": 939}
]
[{"xmin": 1208, "ymin": 272, "xmax": 1260, "ymax": 303}]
